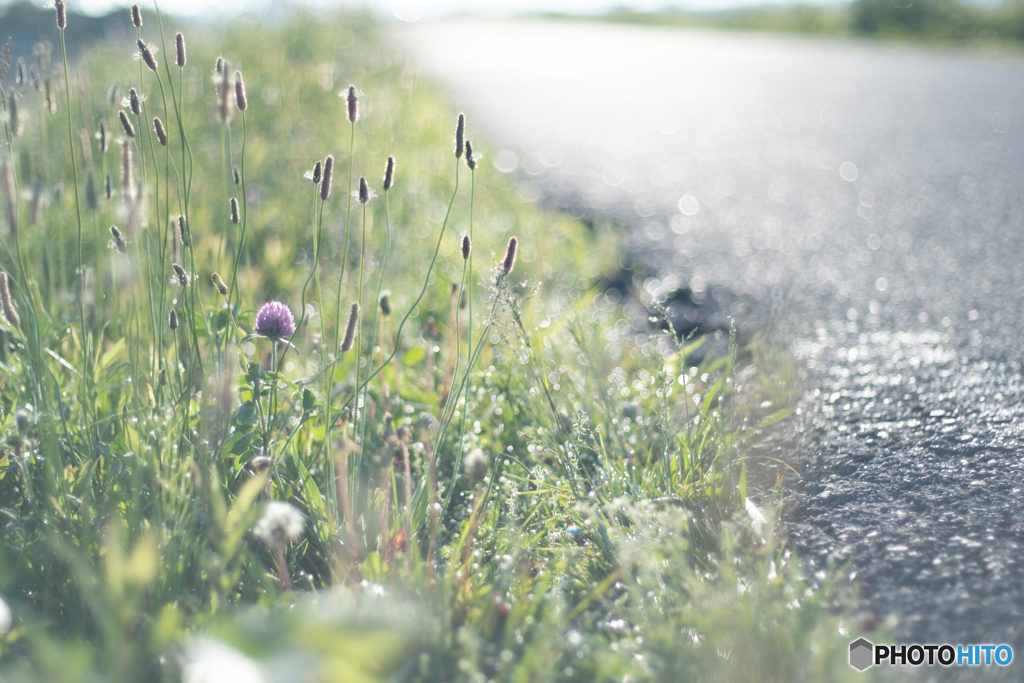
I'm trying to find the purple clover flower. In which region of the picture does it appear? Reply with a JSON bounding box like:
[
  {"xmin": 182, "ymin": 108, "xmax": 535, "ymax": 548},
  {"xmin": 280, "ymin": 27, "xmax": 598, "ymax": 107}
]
[{"xmin": 254, "ymin": 301, "xmax": 296, "ymax": 340}]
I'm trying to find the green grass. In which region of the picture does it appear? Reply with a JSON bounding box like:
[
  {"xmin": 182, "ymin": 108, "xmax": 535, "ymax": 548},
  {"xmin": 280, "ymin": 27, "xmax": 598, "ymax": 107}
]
[{"xmin": 0, "ymin": 5, "xmax": 865, "ymax": 681}]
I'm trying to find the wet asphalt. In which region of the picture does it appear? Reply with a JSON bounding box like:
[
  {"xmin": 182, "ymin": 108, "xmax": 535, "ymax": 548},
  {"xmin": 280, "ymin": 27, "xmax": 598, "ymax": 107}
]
[{"xmin": 397, "ymin": 17, "xmax": 1024, "ymax": 671}]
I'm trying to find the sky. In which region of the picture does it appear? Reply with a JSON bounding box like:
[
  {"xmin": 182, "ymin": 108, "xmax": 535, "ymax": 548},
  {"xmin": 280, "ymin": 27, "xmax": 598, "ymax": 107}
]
[{"xmin": 56, "ymin": 0, "xmax": 846, "ymax": 21}]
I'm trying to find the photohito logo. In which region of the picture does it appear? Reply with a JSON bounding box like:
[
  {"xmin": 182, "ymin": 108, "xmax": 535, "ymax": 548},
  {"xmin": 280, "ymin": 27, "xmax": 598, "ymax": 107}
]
[{"xmin": 849, "ymin": 638, "xmax": 1013, "ymax": 671}]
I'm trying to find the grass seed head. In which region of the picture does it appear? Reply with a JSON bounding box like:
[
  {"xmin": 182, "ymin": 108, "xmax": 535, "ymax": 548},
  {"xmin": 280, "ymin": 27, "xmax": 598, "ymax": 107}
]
[
  {"xmin": 341, "ymin": 303, "xmax": 359, "ymax": 352},
  {"xmin": 177, "ymin": 215, "xmax": 187, "ymax": 245},
  {"xmin": 7, "ymin": 91, "xmax": 18, "ymax": 138},
  {"xmin": 175, "ymin": 32, "xmax": 186, "ymax": 67},
  {"xmin": 131, "ymin": 4, "xmax": 142, "ymax": 28},
  {"xmin": 153, "ymin": 116, "xmax": 167, "ymax": 146},
  {"xmin": 118, "ymin": 110, "xmax": 135, "ymax": 138},
  {"xmin": 110, "ymin": 225, "xmax": 127, "ymax": 254},
  {"xmin": 105, "ymin": 173, "xmax": 112, "ymax": 199},
  {"xmin": 346, "ymin": 84, "xmax": 358, "ymax": 123},
  {"xmin": 455, "ymin": 112, "xmax": 465, "ymax": 158},
  {"xmin": 233, "ymin": 165, "xmax": 240, "ymax": 186},
  {"xmin": 158, "ymin": 367, "xmax": 167, "ymax": 387},
  {"xmin": 234, "ymin": 70, "xmax": 247, "ymax": 111},
  {"xmin": 216, "ymin": 58, "xmax": 231, "ymax": 122},
  {"xmin": 169, "ymin": 308, "xmax": 178, "ymax": 331},
  {"xmin": 0, "ymin": 161, "xmax": 14, "ymax": 237},
  {"xmin": 120, "ymin": 140, "xmax": 132, "ymax": 195},
  {"xmin": 320, "ymin": 155, "xmax": 334, "ymax": 200},
  {"xmin": 229, "ymin": 197, "xmax": 239, "ymax": 224},
  {"xmin": 137, "ymin": 39, "xmax": 158, "ymax": 72},
  {"xmin": 312, "ymin": 161, "xmax": 322, "ymax": 184},
  {"xmin": 383, "ymin": 155, "xmax": 395, "ymax": 191},
  {"xmin": 466, "ymin": 139, "xmax": 476, "ymax": 170},
  {"xmin": 128, "ymin": 88, "xmax": 141, "ymax": 115},
  {"xmin": 211, "ymin": 272, "xmax": 229, "ymax": 296},
  {"xmin": 172, "ymin": 263, "xmax": 189, "ymax": 288},
  {"xmin": 379, "ymin": 292, "xmax": 391, "ymax": 316},
  {"xmin": 86, "ymin": 172, "xmax": 97, "ymax": 210},
  {"xmin": 98, "ymin": 118, "xmax": 107, "ymax": 153},
  {"xmin": 462, "ymin": 235, "xmax": 471, "ymax": 260},
  {"xmin": 0, "ymin": 272, "xmax": 19, "ymax": 328},
  {"xmin": 500, "ymin": 236, "xmax": 518, "ymax": 280},
  {"xmin": 358, "ymin": 176, "xmax": 370, "ymax": 204},
  {"xmin": 55, "ymin": 1, "xmax": 66, "ymax": 29}
]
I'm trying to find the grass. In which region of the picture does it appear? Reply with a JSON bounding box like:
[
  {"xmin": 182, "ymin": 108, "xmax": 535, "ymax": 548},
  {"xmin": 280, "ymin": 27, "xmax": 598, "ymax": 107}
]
[{"xmin": 0, "ymin": 4, "xmax": 865, "ymax": 681}]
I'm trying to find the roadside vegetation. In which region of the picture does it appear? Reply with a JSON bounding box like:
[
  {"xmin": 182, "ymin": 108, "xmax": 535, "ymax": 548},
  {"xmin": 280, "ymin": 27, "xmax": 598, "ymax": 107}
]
[
  {"xmin": 585, "ymin": 0, "xmax": 1024, "ymax": 47},
  {"xmin": 0, "ymin": 3, "xmax": 862, "ymax": 681}
]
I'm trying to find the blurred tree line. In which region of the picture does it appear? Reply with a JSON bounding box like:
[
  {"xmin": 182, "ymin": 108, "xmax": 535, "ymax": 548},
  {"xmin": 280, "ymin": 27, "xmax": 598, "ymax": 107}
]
[
  {"xmin": 850, "ymin": 0, "xmax": 1024, "ymax": 42},
  {"xmin": 599, "ymin": 0, "xmax": 1024, "ymax": 44}
]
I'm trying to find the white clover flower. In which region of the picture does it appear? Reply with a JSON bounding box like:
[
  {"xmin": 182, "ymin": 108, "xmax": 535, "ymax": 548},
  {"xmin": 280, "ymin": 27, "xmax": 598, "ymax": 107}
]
[{"xmin": 252, "ymin": 501, "xmax": 304, "ymax": 546}]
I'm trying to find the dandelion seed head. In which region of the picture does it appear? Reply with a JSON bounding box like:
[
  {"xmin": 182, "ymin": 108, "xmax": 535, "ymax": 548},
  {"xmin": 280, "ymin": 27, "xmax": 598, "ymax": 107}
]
[
  {"xmin": 253, "ymin": 500, "xmax": 304, "ymax": 545},
  {"xmin": 182, "ymin": 637, "xmax": 265, "ymax": 683},
  {"xmin": 250, "ymin": 455, "xmax": 272, "ymax": 473},
  {"xmin": 464, "ymin": 448, "xmax": 489, "ymax": 482}
]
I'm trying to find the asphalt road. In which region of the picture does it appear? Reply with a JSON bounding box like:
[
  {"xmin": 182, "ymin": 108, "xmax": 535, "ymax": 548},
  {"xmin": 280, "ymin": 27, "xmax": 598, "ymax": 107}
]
[{"xmin": 398, "ymin": 17, "xmax": 1024, "ymax": 667}]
